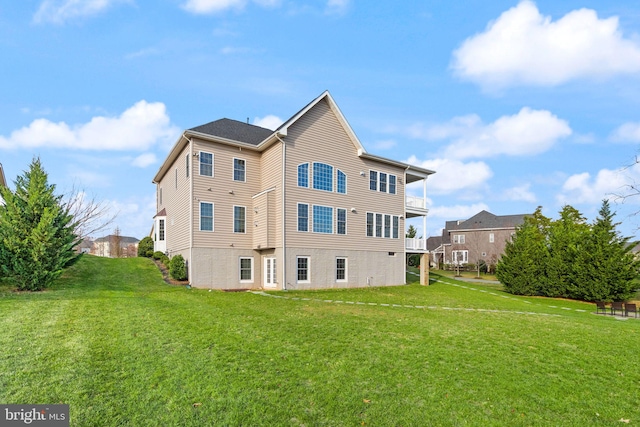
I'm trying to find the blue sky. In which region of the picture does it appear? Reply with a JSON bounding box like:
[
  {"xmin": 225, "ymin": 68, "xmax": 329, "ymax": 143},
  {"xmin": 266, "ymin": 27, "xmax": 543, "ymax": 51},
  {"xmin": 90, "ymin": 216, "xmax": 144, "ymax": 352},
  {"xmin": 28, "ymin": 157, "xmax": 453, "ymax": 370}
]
[{"xmin": 2, "ymin": 0, "xmax": 640, "ymax": 240}]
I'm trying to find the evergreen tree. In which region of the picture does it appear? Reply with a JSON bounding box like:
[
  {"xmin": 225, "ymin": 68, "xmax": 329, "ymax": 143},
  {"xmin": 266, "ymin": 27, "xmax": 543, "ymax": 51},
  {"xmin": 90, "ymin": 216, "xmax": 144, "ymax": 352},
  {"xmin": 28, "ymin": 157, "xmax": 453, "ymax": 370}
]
[
  {"xmin": 496, "ymin": 207, "xmax": 549, "ymax": 295},
  {"xmin": 544, "ymin": 206, "xmax": 589, "ymax": 298},
  {"xmin": 0, "ymin": 158, "xmax": 81, "ymax": 291},
  {"xmin": 138, "ymin": 236, "xmax": 154, "ymax": 257},
  {"xmin": 573, "ymin": 200, "xmax": 639, "ymax": 302}
]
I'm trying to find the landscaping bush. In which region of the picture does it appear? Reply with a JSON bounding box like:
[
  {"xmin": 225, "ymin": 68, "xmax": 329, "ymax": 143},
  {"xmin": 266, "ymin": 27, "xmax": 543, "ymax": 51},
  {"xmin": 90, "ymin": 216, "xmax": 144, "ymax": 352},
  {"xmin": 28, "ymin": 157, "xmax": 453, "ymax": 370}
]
[
  {"xmin": 138, "ymin": 236, "xmax": 154, "ymax": 258},
  {"xmin": 169, "ymin": 254, "xmax": 187, "ymax": 281},
  {"xmin": 160, "ymin": 255, "xmax": 170, "ymax": 267},
  {"xmin": 152, "ymin": 251, "xmax": 164, "ymax": 260}
]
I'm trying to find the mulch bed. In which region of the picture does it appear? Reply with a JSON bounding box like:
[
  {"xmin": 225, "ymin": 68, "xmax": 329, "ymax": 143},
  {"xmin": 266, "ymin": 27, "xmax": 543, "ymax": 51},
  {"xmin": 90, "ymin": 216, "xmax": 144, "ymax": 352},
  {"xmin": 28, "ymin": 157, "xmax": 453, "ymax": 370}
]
[{"xmin": 152, "ymin": 259, "xmax": 189, "ymax": 286}]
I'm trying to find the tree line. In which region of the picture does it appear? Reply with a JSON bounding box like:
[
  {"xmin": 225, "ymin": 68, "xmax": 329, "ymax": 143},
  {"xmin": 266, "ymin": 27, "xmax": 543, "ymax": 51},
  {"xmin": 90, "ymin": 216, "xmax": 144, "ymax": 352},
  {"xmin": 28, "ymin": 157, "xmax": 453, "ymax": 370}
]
[{"xmin": 496, "ymin": 200, "xmax": 639, "ymax": 302}]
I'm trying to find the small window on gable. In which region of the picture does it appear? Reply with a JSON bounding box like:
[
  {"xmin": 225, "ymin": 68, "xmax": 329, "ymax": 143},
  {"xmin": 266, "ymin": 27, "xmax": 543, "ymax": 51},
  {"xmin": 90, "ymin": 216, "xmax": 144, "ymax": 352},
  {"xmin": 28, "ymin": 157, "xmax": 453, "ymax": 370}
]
[
  {"xmin": 233, "ymin": 158, "xmax": 246, "ymax": 182},
  {"xmin": 200, "ymin": 152, "xmax": 213, "ymax": 177},
  {"xmin": 337, "ymin": 170, "xmax": 346, "ymax": 194},
  {"xmin": 298, "ymin": 163, "xmax": 309, "ymax": 188}
]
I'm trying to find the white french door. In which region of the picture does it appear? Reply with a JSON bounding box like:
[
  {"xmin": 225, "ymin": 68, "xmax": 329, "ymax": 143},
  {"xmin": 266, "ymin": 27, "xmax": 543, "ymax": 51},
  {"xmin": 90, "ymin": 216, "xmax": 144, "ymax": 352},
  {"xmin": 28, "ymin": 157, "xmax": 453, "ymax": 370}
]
[{"xmin": 264, "ymin": 257, "xmax": 277, "ymax": 288}]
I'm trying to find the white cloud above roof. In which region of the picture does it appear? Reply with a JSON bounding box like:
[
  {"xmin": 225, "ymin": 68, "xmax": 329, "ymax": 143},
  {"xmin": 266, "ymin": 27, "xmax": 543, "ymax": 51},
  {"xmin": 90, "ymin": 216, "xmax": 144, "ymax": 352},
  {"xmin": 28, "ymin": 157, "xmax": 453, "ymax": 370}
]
[
  {"xmin": 33, "ymin": 0, "xmax": 128, "ymax": 24},
  {"xmin": 405, "ymin": 155, "xmax": 493, "ymax": 195},
  {"xmin": 0, "ymin": 101, "xmax": 179, "ymax": 151},
  {"xmin": 451, "ymin": 1, "xmax": 640, "ymax": 89},
  {"xmin": 410, "ymin": 108, "xmax": 571, "ymax": 159},
  {"xmin": 556, "ymin": 166, "xmax": 638, "ymax": 205},
  {"xmin": 610, "ymin": 122, "xmax": 640, "ymax": 143},
  {"xmin": 253, "ymin": 115, "xmax": 283, "ymax": 130}
]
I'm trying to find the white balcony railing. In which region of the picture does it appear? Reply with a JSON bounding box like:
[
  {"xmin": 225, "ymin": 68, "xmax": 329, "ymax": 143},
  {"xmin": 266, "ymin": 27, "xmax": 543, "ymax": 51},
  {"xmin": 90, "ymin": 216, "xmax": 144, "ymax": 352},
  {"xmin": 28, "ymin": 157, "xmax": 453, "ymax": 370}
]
[
  {"xmin": 405, "ymin": 238, "xmax": 426, "ymax": 251},
  {"xmin": 406, "ymin": 196, "xmax": 426, "ymax": 210}
]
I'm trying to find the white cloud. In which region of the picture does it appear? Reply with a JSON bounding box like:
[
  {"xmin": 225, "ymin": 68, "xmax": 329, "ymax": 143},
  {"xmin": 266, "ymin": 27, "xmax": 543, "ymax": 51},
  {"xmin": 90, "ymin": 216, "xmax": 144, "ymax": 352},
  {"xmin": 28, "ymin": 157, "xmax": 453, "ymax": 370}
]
[
  {"xmin": 0, "ymin": 101, "xmax": 179, "ymax": 151},
  {"xmin": 412, "ymin": 108, "xmax": 571, "ymax": 159},
  {"xmin": 33, "ymin": 0, "xmax": 128, "ymax": 24},
  {"xmin": 502, "ymin": 184, "xmax": 537, "ymax": 203},
  {"xmin": 253, "ymin": 115, "xmax": 283, "ymax": 130},
  {"xmin": 452, "ymin": 1, "xmax": 640, "ymax": 89},
  {"xmin": 556, "ymin": 166, "xmax": 638, "ymax": 205},
  {"xmin": 131, "ymin": 153, "xmax": 158, "ymax": 168},
  {"xmin": 182, "ymin": 0, "xmax": 281, "ymax": 14},
  {"xmin": 427, "ymin": 203, "xmax": 491, "ymax": 221},
  {"xmin": 326, "ymin": 0, "xmax": 349, "ymax": 15},
  {"xmin": 405, "ymin": 155, "xmax": 493, "ymax": 195},
  {"xmin": 610, "ymin": 122, "xmax": 640, "ymax": 143}
]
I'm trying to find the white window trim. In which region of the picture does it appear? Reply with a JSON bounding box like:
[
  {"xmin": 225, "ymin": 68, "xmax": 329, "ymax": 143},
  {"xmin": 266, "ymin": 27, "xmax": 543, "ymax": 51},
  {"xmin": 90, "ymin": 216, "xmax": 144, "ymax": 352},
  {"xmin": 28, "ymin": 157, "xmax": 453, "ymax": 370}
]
[
  {"xmin": 389, "ymin": 174, "xmax": 397, "ymax": 195},
  {"xmin": 233, "ymin": 205, "xmax": 246, "ymax": 234},
  {"xmin": 336, "ymin": 207, "xmax": 347, "ymax": 235},
  {"xmin": 453, "ymin": 234, "xmax": 465, "ymax": 244},
  {"xmin": 452, "ymin": 250, "xmax": 469, "ymax": 265},
  {"xmin": 489, "ymin": 233, "xmax": 495, "ymax": 243},
  {"xmin": 336, "ymin": 257, "xmax": 348, "ymax": 283},
  {"xmin": 312, "ymin": 204, "xmax": 333, "ymax": 234},
  {"xmin": 366, "ymin": 212, "xmax": 374, "ymax": 237},
  {"xmin": 297, "ymin": 202, "xmax": 309, "ymax": 232},
  {"xmin": 233, "ymin": 158, "xmax": 246, "ymax": 182},
  {"xmin": 297, "ymin": 163, "xmax": 309, "ymax": 188},
  {"xmin": 296, "ymin": 256, "xmax": 310, "ymax": 284},
  {"xmin": 199, "ymin": 151, "xmax": 214, "ymax": 177},
  {"xmin": 337, "ymin": 169, "xmax": 347, "ymax": 194},
  {"xmin": 369, "ymin": 170, "xmax": 378, "ymax": 191},
  {"xmin": 199, "ymin": 201, "xmax": 214, "ymax": 232},
  {"xmin": 312, "ymin": 162, "xmax": 334, "ymax": 193},
  {"xmin": 158, "ymin": 218, "xmax": 165, "ymax": 241},
  {"xmin": 239, "ymin": 257, "xmax": 254, "ymax": 283}
]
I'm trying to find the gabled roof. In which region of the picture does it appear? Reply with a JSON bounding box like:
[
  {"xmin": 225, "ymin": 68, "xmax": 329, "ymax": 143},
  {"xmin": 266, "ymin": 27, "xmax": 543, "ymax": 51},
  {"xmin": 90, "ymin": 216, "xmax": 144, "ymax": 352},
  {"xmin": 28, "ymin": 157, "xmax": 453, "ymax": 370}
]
[
  {"xmin": 189, "ymin": 118, "xmax": 273, "ymax": 146},
  {"xmin": 448, "ymin": 210, "xmax": 528, "ymax": 231},
  {"xmin": 94, "ymin": 235, "xmax": 140, "ymax": 244},
  {"xmin": 153, "ymin": 91, "xmax": 435, "ymax": 183}
]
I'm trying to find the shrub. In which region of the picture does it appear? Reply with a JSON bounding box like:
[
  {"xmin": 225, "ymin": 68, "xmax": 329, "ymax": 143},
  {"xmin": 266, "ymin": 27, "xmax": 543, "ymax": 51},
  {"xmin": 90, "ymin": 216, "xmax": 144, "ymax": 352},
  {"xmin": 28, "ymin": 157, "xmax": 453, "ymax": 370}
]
[
  {"xmin": 153, "ymin": 251, "xmax": 164, "ymax": 260},
  {"xmin": 138, "ymin": 236, "xmax": 154, "ymax": 258},
  {"xmin": 169, "ymin": 255, "xmax": 187, "ymax": 281},
  {"xmin": 160, "ymin": 255, "xmax": 170, "ymax": 267}
]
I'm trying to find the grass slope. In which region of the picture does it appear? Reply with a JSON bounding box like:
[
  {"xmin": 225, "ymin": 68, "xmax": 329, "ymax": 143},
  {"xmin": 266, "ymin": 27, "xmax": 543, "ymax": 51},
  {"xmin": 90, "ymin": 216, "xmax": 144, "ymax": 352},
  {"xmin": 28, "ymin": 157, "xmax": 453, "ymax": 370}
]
[{"xmin": 1, "ymin": 256, "xmax": 639, "ymax": 426}]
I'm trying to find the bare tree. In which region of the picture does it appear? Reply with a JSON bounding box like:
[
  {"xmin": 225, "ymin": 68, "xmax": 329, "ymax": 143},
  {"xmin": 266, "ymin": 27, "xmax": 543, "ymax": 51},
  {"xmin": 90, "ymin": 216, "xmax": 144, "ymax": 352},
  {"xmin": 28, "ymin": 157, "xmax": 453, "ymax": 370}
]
[
  {"xmin": 63, "ymin": 185, "xmax": 118, "ymax": 240},
  {"xmin": 110, "ymin": 227, "xmax": 123, "ymax": 258}
]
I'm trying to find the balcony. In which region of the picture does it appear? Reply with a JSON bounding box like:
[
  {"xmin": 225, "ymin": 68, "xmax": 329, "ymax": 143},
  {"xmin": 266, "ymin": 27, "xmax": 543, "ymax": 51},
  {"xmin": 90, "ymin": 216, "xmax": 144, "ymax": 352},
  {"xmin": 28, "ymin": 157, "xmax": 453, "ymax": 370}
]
[
  {"xmin": 405, "ymin": 237, "xmax": 426, "ymax": 251},
  {"xmin": 405, "ymin": 196, "xmax": 428, "ymax": 218}
]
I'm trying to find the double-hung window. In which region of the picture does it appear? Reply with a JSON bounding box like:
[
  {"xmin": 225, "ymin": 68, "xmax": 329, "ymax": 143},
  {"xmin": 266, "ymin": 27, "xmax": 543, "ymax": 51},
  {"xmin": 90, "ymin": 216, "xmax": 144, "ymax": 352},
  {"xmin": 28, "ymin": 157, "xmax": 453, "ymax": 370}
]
[
  {"xmin": 233, "ymin": 206, "xmax": 246, "ymax": 233},
  {"xmin": 379, "ymin": 173, "xmax": 387, "ymax": 193},
  {"xmin": 384, "ymin": 214, "xmax": 391, "ymax": 238},
  {"xmin": 392, "ymin": 216, "xmax": 399, "ymax": 239},
  {"xmin": 313, "ymin": 205, "xmax": 333, "ymax": 234},
  {"xmin": 297, "ymin": 256, "xmax": 310, "ymax": 283},
  {"xmin": 200, "ymin": 152, "xmax": 213, "ymax": 177},
  {"xmin": 366, "ymin": 212, "xmax": 374, "ymax": 237},
  {"xmin": 336, "ymin": 257, "xmax": 347, "ymax": 282},
  {"xmin": 375, "ymin": 213, "xmax": 383, "ymax": 237},
  {"xmin": 369, "ymin": 171, "xmax": 378, "ymax": 191},
  {"xmin": 200, "ymin": 202, "xmax": 214, "ymax": 231},
  {"xmin": 389, "ymin": 175, "xmax": 396, "ymax": 194},
  {"xmin": 313, "ymin": 162, "xmax": 333, "ymax": 192},
  {"xmin": 297, "ymin": 203, "xmax": 309, "ymax": 232},
  {"xmin": 239, "ymin": 257, "xmax": 254, "ymax": 283},
  {"xmin": 453, "ymin": 234, "xmax": 465, "ymax": 244},
  {"xmin": 158, "ymin": 219, "xmax": 165, "ymax": 241},
  {"xmin": 233, "ymin": 158, "xmax": 246, "ymax": 182},
  {"xmin": 337, "ymin": 208, "xmax": 346, "ymax": 235}
]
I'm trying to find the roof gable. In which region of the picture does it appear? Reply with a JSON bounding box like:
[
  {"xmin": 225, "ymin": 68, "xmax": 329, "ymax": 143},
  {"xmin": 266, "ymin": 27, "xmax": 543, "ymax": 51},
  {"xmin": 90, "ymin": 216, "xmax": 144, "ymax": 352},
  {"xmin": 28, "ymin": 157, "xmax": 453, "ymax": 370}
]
[{"xmin": 449, "ymin": 210, "xmax": 528, "ymax": 231}]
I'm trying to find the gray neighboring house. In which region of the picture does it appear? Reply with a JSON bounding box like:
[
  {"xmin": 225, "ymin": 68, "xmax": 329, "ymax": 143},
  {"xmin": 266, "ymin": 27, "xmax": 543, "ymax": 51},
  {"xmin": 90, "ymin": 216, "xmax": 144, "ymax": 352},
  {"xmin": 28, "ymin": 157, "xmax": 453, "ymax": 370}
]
[
  {"xmin": 152, "ymin": 91, "xmax": 435, "ymax": 290},
  {"xmin": 429, "ymin": 210, "xmax": 528, "ymax": 269}
]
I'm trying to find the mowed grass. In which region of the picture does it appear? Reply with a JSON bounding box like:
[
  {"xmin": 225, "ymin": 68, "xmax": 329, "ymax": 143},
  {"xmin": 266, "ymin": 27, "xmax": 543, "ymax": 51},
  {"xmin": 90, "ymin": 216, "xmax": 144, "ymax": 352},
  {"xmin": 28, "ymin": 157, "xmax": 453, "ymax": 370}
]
[{"xmin": 1, "ymin": 257, "xmax": 639, "ymax": 426}]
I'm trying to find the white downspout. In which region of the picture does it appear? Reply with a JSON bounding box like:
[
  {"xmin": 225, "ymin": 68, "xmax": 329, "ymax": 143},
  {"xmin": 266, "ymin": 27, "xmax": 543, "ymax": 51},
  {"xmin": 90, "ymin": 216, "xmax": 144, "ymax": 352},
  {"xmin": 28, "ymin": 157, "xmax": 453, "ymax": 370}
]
[
  {"xmin": 275, "ymin": 134, "xmax": 287, "ymax": 290},
  {"xmin": 187, "ymin": 135, "xmax": 194, "ymax": 286}
]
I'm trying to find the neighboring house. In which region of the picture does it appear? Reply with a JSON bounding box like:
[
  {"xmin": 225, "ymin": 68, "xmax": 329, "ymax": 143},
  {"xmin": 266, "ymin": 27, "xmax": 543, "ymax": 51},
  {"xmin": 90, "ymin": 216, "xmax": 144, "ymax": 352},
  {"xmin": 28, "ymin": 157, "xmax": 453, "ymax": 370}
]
[
  {"xmin": 93, "ymin": 235, "xmax": 140, "ymax": 258},
  {"xmin": 429, "ymin": 210, "xmax": 528, "ymax": 270},
  {"xmin": 152, "ymin": 91, "xmax": 434, "ymax": 290}
]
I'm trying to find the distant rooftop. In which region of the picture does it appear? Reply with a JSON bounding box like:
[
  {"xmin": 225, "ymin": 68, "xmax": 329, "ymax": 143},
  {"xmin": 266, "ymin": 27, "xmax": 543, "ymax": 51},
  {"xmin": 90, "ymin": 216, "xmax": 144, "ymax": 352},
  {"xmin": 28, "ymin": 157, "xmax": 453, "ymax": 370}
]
[{"xmin": 189, "ymin": 118, "xmax": 274, "ymax": 146}]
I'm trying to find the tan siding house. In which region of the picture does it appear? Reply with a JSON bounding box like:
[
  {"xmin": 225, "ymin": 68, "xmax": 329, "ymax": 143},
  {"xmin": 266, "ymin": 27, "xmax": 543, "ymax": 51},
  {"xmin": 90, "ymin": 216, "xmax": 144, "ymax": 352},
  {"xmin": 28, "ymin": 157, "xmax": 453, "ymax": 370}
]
[{"xmin": 152, "ymin": 91, "xmax": 434, "ymax": 290}]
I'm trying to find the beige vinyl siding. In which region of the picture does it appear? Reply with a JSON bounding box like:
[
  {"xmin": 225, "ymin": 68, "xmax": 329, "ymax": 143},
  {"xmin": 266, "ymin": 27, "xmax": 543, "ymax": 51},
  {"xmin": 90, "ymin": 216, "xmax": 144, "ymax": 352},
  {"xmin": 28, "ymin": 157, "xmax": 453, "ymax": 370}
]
[
  {"xmin": 259, "ymin": 143, "xmax": 283, "ymax": 248},
  {"xmin": 283, "ymin": 98, "xmax": 405, "ymax": 252},
  {"xmin": 192, "ymin": 139, "xmax": 261, "ymax": 249},
  {"xmin": 157, "ymin": 143, "xmax": 191, "ymax": 255}
]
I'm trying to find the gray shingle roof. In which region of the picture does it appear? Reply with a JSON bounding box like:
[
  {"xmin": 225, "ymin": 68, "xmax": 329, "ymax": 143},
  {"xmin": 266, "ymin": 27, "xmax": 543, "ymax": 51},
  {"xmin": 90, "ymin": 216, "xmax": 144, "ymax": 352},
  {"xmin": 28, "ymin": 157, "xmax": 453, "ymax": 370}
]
[
  {"xmin": 189, "ymin": 118, "xmax": 274, "ymax": 146},
  {"xmin": 449, "ymin": 210, "xmax": 528, "ymax": 231}
]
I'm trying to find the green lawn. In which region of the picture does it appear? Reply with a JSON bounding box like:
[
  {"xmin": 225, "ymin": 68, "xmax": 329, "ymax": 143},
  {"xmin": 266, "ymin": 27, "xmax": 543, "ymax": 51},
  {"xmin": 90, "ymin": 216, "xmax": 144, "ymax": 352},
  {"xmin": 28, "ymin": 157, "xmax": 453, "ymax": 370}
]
[{"xmin": 1, "ymin": 256, "xmax": 639, "ymax": 426}]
